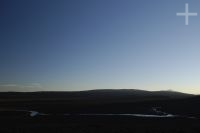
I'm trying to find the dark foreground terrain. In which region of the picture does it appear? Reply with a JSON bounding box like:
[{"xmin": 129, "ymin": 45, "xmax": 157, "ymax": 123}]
[
  {"xmin": 0, "ymin": 89, "xmax": 200, "ymax": 133},
  {"xmin": 1, "ymin": 115, "xmax": 200, "ymax": 133}
]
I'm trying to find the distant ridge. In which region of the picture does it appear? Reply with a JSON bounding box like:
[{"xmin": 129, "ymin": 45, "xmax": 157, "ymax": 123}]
[
  {"xmin": 0, "ymin": 89, "xmax": 193, "ymax": 102},
  {"xmin": 0, "ymin": 89, "xmax": 198, "ymax": 115}
]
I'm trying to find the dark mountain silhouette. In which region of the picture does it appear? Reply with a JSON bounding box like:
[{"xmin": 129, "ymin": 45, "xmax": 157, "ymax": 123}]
[
  {"xmin": 0, "ymin": 89, "xmax": 196, "ymax": 114},
  {"xmin": 0, "ymin": 89, "xmax": 193, "ymax": 100}
]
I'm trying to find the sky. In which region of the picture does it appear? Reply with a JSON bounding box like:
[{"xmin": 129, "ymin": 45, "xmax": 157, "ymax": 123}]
[{"xmin": 1, "ymin": 0, "xmax": 200, "ymax": 94}]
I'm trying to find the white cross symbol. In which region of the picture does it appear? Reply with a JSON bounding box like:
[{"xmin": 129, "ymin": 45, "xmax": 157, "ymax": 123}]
[{"xmin": 176, "ymin": 3, "xmax": 198, "ymax": 25}]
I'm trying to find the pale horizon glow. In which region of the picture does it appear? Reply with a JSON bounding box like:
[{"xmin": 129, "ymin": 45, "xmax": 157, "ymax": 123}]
[{"xmin": 0, "ymin": 83, "xmax": 199, "ymax": 95}]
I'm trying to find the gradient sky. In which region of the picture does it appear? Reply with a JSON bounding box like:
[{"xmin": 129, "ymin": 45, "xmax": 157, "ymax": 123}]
[{"xmin": 1, "ymin": 0, "xmax": 200, "ymax": 93}]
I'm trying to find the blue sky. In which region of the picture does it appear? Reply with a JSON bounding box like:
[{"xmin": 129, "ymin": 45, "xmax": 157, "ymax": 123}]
[{"xmin": 1, "ymin": 0, "xmax": 200, "ymax": 93}]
